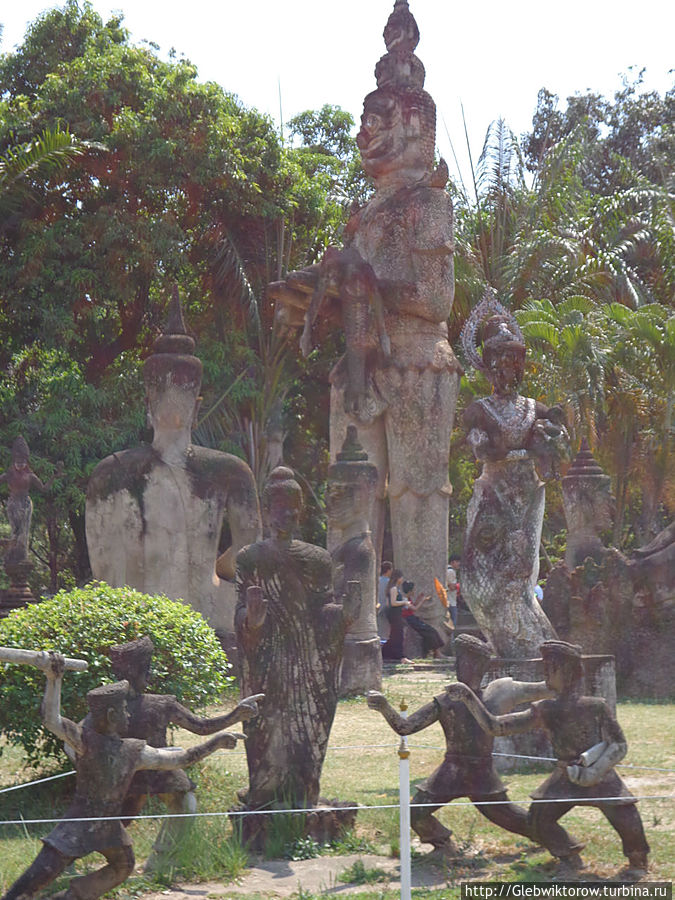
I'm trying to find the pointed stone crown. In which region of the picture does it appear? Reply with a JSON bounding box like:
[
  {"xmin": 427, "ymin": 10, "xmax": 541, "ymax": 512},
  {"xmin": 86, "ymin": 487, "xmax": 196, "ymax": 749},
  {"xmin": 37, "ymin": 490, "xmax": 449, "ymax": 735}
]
[
  {"xmin": 152, "ymin": 284, "xmax": 196, "ymax": 355},
  {"xmin": 143, "ymin": 285, "xmax": 202, "ymax": 389},
  {"xmin": 375, "ymin": 0, "xmax": 425, "ymax": 90}
]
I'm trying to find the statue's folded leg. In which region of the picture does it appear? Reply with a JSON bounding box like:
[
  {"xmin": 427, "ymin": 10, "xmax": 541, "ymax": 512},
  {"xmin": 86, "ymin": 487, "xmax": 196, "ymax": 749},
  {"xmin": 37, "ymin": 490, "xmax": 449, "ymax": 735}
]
[
  {"xmin": 65, "ymin": 846, "xmax": 135, "ymax": 900},
  {"xmin": 472, "ymin": 791, "xmax": 533, "ymax": 841},
  {"xmin": 527, "ymin": 800, "xmax": 585, "ymax": 858},
  {"xmin": 410, "ymin": 789, "xmax": 455, "ymax": 850}
]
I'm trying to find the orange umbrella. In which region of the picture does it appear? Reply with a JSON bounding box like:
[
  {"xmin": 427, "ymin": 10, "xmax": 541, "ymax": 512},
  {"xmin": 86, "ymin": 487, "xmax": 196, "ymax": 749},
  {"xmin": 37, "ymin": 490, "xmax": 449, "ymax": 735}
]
[{"xmin": 434, "ymin": 577, "xmax": 448, "ymax": 608}]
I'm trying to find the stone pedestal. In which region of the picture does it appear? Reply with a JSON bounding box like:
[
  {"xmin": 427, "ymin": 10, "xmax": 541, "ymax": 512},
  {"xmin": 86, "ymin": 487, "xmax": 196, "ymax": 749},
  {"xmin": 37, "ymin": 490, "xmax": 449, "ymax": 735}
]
[
  {"xmin": 0, "ymin": 559, "xmax": 38, "ymax": 617},
  {"xmin": 485, "ymin": 653, "xmax": 616, "ymax": 772}
]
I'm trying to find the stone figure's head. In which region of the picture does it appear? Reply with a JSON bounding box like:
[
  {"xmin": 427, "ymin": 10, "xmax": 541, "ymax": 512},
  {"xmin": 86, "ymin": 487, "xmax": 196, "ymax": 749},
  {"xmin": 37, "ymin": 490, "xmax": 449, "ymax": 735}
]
[
  {"xmin": 109, "ymin": 635, "xmax": 154, "ymax": 694},
  {"xmin": 454, "ymin": 633, "xmax": 493, "ymax": 689},
  {"xmin": 263, "ymin": 466, "xmax": 303, "ymax": 540},
  {"xmin": 143, "ymin": 286, "xmax": 203, "ymax": 435},
  {"xmin": 327, "ymin": 426, "xmax": 378, "ymax": 531},
  {"xmin": 540, "ymin": 640, "xmax": 583, "ymax": 694},
  {"xmin": 481, "ymin": 315, "xmax": 526, "ymax": 395},
  {"xmin": 87, "ymin": 680, "xmax": 130, "ymax": 735},
  {"xmin": 357, "ymin": 1, "xmax": 435, "ymax": 181},
  {"xmin": 11, "ymin": 435, "xmax": 30, "ymax": 469}
]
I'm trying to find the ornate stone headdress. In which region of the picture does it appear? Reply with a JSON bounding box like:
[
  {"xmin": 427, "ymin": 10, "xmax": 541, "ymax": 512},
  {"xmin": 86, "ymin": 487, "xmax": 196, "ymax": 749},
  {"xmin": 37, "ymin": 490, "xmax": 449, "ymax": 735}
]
[
  {"xmin": 369, "ymin": 0, "xmax": 436, "ymax": 168},
  {"xmin": 460, "ymin": 286, "xmax": 525, "ymax": 373}
]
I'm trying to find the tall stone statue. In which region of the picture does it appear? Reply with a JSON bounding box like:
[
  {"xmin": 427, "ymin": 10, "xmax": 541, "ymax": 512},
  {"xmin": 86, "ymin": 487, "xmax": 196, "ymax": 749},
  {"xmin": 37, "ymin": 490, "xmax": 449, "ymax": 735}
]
[
  {"xmin": 235, "ymin": 466, "xmax": 356, "ymax": 847},
  {"xmin": 328, "ymin": 425, "xmax": 382, "ymax": 695},
  {"xmin": 270, "ymin": 0, "xmax": 460, "ymax": 631},
  {"xmin": 461, "ymin": 291, "xmax": 570, "ymax": 658},
  {"xmin": 86, "ymin": 287, "xmax": 261, "ymax": 635},
  {"xmin": 562, "ymin": 439, "xmax": 614, "ymax": 570}
]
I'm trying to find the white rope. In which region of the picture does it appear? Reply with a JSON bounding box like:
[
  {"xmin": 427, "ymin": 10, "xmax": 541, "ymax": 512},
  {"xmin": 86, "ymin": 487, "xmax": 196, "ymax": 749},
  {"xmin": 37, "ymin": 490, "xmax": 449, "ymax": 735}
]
[
  {"xmin": 0, "ymin": 794, "xmax": 673, "ymax": 828},
  {"xmin": 0, "ymin": 770, "xmax": 75, "ymax": 793}
]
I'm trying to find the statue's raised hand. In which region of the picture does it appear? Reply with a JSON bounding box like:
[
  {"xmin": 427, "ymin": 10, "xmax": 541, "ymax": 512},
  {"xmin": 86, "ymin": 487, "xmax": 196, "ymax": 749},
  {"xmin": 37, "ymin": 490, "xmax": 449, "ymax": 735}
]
[
  {"xmin": 216, "ymin": 730, "xmax": 245, "ymax": 750},
  {"xmin": 236, "ymin": 693, "xmax": 265, "ymax": 722},
  {"xmin": 366, "ymin": 690, "xmax": 387, "ymax": 712},
  {"xmin": 246, "ymin": 585, "xmax": 268, "ymax": 630}
]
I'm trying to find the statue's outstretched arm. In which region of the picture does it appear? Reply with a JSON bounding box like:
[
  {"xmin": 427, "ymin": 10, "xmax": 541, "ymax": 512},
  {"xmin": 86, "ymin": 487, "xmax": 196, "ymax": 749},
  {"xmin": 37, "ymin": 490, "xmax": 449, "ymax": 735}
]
[
  {"xmin": 170, "ymin": 693, "xmax": 264, "ymax": 735},
  {"xmin": 138, "ymin": 729, "xmax": 244, "ymax": 771},
  {"xmin": 367, "ymin": 691, "xmax": 438, "ymax": 735},
  {"xmin": 446, "ymin": 682, "xmax": 537, "ymax": 736}
]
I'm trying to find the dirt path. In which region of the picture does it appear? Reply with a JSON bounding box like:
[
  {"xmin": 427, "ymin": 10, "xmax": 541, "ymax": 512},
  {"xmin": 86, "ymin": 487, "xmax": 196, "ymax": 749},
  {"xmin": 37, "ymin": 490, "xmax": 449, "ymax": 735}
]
[{"xmin": 139, "ymin": 851, "xmax": 451, "ymax": 899}]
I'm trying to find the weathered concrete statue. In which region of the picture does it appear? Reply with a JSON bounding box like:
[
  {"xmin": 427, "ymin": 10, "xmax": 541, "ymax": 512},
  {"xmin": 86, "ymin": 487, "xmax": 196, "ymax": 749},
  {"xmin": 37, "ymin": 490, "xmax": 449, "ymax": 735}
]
[
  {"xmin": 447, "ymin": 640, "xmax": 650, "ymax": 875},
  {"xmin": 328, "ymin": 426, "xmax": 382, "ymax": 695},
  {"xmin": 0, "ymin": 436, "xmax": 55, "ymax": 566},
  {"xmin": 82, "ymin": 637, "xmax": 262, "ymax": 872},
  {"xmin": 2, "ymin": 652, "xmax": 244, "ymax": 900},
  {"xmin": 86, "ymin": 287, "xmax": 261, "ymax": 634},
  {"xmin": 270, "ymin": 0, "xmax": 460, "ymax": 628},
  {"xmin": 461, "ymin": 290, "xmax": 569, "ymax": 657},
  {"xmin": 562, "ymin": 439, "xmax": 614, "ymax": 570},
  {"xmin": 367, "ymin": 634, "xmax": 552, "ymax": 854},
  {"xmin": 235, "ymin": 466, "xmax": 356, "ymax": 846}
]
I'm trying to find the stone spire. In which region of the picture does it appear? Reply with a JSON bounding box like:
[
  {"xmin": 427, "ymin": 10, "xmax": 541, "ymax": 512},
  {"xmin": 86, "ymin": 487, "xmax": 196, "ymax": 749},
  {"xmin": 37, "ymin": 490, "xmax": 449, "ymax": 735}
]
[
  {"xmin": 562, "ymin": 438, "xmax": 613, "ymax": 569},
  {"xmin": 152, "ymin": 284, "xmax": 196, "ymax": 355}
]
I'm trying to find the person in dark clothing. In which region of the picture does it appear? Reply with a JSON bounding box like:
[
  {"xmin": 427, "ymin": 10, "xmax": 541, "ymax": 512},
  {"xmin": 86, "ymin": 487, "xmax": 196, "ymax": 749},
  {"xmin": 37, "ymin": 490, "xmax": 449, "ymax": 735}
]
[{"xmin": 401, "ymin": 581, "xmax": 443, "ymax": 658}]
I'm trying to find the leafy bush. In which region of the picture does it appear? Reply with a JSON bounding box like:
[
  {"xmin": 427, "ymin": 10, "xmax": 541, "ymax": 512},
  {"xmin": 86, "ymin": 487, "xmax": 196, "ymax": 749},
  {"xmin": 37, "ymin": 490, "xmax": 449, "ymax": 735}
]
[{"xmin": 0, "ymin": 582, "xmax": 233, "ymax": 764}]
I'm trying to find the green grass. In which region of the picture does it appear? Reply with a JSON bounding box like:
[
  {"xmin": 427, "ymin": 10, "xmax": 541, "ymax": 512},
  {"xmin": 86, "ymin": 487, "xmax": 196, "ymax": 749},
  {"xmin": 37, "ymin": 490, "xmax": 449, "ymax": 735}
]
[{"xmin": 1, "ymin": 676, "xmax": 674, "ymax": 895}]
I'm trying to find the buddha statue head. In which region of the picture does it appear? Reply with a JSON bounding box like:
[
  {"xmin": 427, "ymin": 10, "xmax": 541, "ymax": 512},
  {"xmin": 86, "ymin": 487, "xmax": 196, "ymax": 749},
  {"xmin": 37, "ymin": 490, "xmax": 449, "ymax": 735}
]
[
  {"xmin": 262, "ymin": 466, "xmax": 303, "ymax": 541},
  {"xmin": 143, "ymin": 286, "xmax": 202, "ymax": 442}
]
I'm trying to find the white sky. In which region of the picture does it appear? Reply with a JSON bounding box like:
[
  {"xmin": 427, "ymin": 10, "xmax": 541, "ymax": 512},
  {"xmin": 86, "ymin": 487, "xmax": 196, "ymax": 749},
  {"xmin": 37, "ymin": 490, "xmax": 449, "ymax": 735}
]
[{"xmin": 2, "ymin": 1, "xmax": 673, "ymax": 190}]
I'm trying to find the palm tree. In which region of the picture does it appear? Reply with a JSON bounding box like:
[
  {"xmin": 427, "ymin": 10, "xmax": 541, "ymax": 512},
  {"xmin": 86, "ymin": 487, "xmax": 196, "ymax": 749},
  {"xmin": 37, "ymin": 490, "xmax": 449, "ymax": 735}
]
[{"xmin": 0, "ymin": 124, "xmax": 90, "ymax": 233}]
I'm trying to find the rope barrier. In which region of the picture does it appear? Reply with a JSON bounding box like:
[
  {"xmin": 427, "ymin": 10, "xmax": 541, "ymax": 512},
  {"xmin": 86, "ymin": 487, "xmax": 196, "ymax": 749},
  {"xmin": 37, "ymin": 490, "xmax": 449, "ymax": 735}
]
[
  {"xmin": 0, "ymin": 770, "xmax": 75, "ymax": 794},
  {"xmin": 2, "ymin": 747, "xmax": 674, "ymax": 796},
  {"xmin": 0, "ymin": 793, "xmax": 673, "ymax": 829}
]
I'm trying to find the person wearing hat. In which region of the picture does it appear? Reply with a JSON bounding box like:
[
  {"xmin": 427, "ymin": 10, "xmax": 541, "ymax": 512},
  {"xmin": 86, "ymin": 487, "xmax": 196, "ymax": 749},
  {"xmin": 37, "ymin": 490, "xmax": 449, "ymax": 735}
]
[
  {"xmin": 73, "ymin": 636, "xmax": 263, "ymax": 872},
  {"xmin": 3, "ymin": 652, "xmax": 245, "ymax": 900},
  {"xmin": 367, "ymin": 633, "xmax": 553, "ymax": 853},
  {"xmin": 447, "ymin": 639, "xmax": 650, "ymax": 874}
]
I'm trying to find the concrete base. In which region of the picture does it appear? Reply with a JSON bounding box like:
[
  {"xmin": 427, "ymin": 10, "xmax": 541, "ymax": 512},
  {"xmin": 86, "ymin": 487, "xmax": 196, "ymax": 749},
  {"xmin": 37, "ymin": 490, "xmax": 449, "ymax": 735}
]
[
  {"xmin": 340, "ymin": 636, "xmax": 382, "ymax": 696},
  {"xmin": 0, "ymin": 560, "xmax": 39, "ymax": 618},
  {"xmin": 485, "ymin": 654, "xmax": 617, "ymax": 772}
]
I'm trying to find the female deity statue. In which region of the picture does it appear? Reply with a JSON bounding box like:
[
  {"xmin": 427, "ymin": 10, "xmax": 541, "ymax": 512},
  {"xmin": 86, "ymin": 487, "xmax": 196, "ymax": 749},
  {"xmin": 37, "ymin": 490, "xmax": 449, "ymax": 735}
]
[
  {"xmin": 0, "ymin": 436, "xmax": 55, "ymax": 566},
  {"xmin": 460, "ymin": 291, "xmax": 570, "ymax": 658}
]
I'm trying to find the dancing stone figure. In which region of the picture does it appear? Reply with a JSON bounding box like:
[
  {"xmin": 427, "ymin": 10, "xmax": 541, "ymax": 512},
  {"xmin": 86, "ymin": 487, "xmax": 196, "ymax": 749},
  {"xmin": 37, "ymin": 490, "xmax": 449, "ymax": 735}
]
[
  {"xmin": 328, "ymin": 426, "xmax": 382, "ymax": 695},
  {"xmin": 270, "ymin": 0, "xmax": 460, "ymax": 627},
  {"xmin": 448, "ymin": 640, "xmax": 650, "ymax": 875},
  {"xmin": 74, "ymin": 636, "xmax": 263, "ymax": 872},
  {"xmin": 2, "ymin": 652, "xmax": 244, "ymax": 900},
  {"xmin": 367, "ymin": 634, "xmax": 552, "ymax": 854},
  {"xmin": 86, "ymin": 287, "xmax": 261, "ymax": 634},
  {"xmin": 235, "ymin": 467, "xmax": 357, "ymax": 846},
  {"xmin": 460, "ymin": 290, "xmax": 569, "ymax": 657}
]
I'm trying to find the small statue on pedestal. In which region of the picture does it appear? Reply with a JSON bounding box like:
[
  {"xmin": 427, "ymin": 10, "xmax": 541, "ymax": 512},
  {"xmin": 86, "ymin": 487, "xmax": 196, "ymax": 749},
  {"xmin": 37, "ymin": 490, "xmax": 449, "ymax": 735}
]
[
  {"xmin": 367, "ymin": 634, "xmax": 552, "ymax": 854},
  {"xmin": 2, "ymin": 652, "xmax": 244, "ymax": 900},
  {"xmin": 447, "ymin": 639, "xmax": 650, "ymax": 875}
]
